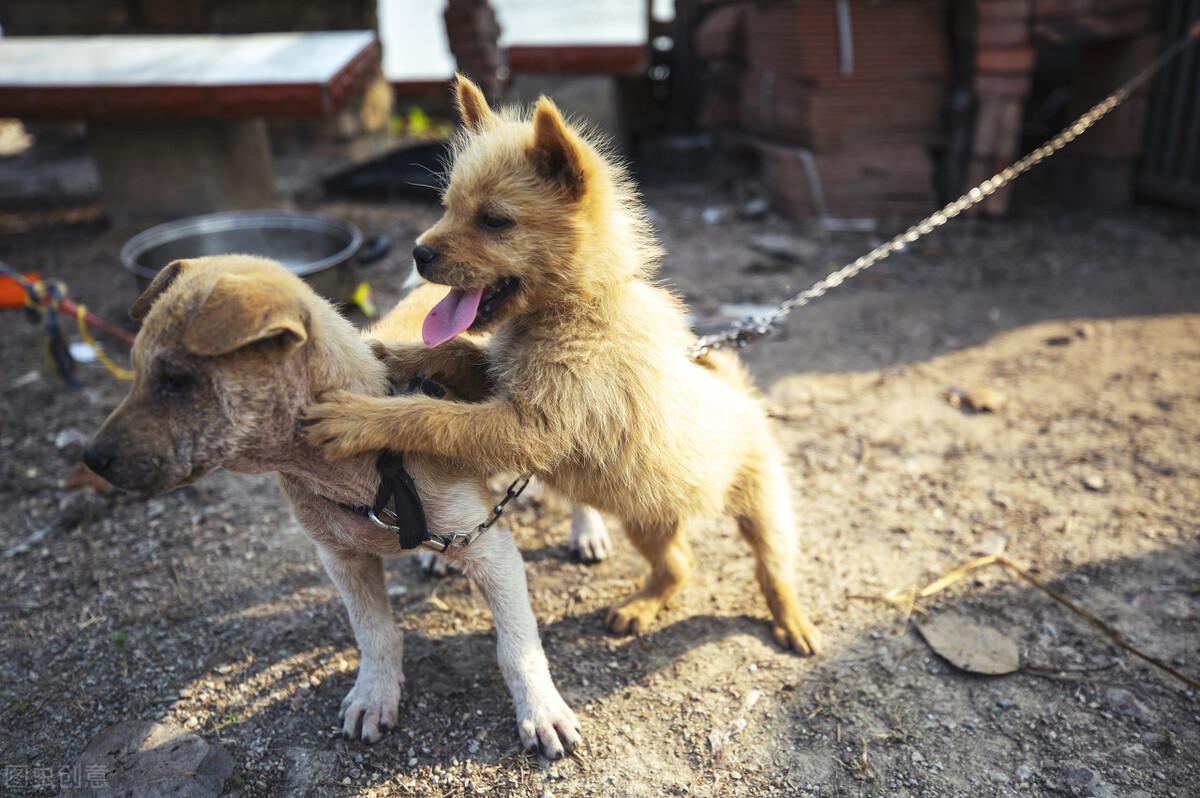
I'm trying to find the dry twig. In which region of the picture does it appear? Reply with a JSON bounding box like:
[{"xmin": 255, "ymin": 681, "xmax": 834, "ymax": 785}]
[{"xmin": 864, "ymin": 554, "xmax": 1200, "ymax": 691}]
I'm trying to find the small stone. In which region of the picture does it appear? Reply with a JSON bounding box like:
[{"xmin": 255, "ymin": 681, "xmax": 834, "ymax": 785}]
[
  {"xmin": 1015, "ymin": 765, "xmax": 1033, "ymax": 781},
  {"xmin": 749, "ymin": 232, "xmax": 820, "ymax": 262},
  {"xmin": 1060, "ymin": 766, "xmax": 1094, "ymax": 789},
  {"xmin": 1082, "ymin": 474, "xmax": 1106, "ymax": 492},
  {"xmin": 54, "ymin": 427, "xmax": 89, "ymax": 450},
  {"xmin": 1104, "ymin": 687, "xmax": 1149, "ymax": 720},
  {"xmin": 68, "ymin": 720, "xmax": 234, "ymax": 797}
]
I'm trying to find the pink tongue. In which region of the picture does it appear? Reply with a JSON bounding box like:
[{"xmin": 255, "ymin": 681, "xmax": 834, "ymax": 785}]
[{"xmin": 422, "ymin": 286, "xmax": 485, "ymax": 347}]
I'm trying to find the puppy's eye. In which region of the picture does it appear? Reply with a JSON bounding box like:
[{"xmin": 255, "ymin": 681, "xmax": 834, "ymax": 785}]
[
  {"xmin": 159, "ymin": 371, "xmax": 195, "ymax": 396},
  {"xmin": 480, "ymin": 214, "xmax": 514, "ymax": 231}
]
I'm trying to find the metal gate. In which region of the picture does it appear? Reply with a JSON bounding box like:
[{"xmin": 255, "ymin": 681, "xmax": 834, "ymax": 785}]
[{"xmin": 1139, "ymin": 1, "xmax": 1200, "ymax": 209}]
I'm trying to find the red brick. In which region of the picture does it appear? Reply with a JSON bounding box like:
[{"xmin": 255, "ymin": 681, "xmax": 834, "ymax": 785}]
[
  {"xmin": 976, "ymin": 46, "xmax": 1036, "ymax": 73},
  {"xmin": 976, "ymin": 20, "xmax": 1030, "ymax": 47},
  {"xmin": 978, "ymin": 0, "xmax": 1032, "ymax": 20}
]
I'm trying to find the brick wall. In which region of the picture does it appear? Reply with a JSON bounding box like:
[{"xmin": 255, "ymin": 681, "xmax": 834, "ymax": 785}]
[{"xmin": 697, "ymin": 0, "xmax": 950, "ymax": 221}]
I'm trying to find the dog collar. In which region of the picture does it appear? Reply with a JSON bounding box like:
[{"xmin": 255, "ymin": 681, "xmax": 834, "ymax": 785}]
[{"xmin": 323, "ymin": 375, "xmax": 530, "ymax": 552}]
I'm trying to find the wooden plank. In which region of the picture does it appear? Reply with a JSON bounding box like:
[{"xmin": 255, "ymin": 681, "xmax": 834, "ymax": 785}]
[{"xmin": 0, "ymin": 33, "xmax": 380, "ymax": 119}]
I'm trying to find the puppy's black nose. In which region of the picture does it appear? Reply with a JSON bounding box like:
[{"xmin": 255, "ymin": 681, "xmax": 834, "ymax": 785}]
[
  {"xmin": 82, "ymin": 442, "xmax": 115, "ymax": 475},
  {"xmin": 412, "ymin": 245, "xmax": 438, "ymax": 277}
]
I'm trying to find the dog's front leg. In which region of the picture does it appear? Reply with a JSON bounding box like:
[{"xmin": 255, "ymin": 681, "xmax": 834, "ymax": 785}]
[
  {"xmin": 445, "ymin": 527, "xmax": 581, "ymax": 759},
  {"xmin": 316, "ymin": 544, "xmax": 404, "ymax": 743},
  {"xmin": 304, "ymin": 395, "xmax": 558, "ymax": 472}
]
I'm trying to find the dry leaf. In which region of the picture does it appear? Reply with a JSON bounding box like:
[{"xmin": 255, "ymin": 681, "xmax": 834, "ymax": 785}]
[{"xmin": 915, "ymin": 612, "xmax": 1019, "ymax": 675}]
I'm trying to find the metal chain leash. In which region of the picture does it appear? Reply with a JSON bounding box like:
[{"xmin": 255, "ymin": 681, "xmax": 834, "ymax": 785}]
[
  {"xmin": 690, "ymin": 23, "xmax": 1200, "ymax": 361},
  {"xmin": 477, "ymin": 473, "xmax": 532, "ymax": 532}
]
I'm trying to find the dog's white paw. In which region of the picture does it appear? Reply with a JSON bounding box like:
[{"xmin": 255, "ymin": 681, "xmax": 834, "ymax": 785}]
[
  {"xmin": 416, "ymin": 549, "xmax": 457, "ymax": 578},
  {"xmin": 569, "ymin": 505, "xmax": 611, "ymax": 564},
  {"xmin": 339, "ymin": 660, "xmax": 403, "ymax": 744},
  {"xmin": 516, "ymin": 688, "xmax": 582, "ymax": 760}
]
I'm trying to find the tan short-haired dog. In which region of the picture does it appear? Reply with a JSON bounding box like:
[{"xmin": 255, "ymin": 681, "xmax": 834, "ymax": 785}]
[
  {"xmin": 304, "ymin": 76, "xmax": 820, "ymax": 655},
  {"xmin": 84, "ymin": 256, "xmax": 581, "ymax": 756}
]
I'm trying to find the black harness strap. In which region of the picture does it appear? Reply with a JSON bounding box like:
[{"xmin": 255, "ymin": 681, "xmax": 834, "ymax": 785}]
[
  {"xmin": 371, "ymin": 451, "xmax": 429, "ymax": 549},
  {"xmin": 326, "ymin": 374, "xmax": 527, "ymax": 551}
]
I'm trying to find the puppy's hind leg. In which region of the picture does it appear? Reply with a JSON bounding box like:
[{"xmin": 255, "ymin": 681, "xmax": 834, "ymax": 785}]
[
  {"xmin": 316, "ymin": 544, "xmax": 405, "ymax": 743},
  {"xmin": 447, "ymin": 527, "xmax": 581, "ymax": 759},
  {"xmin": 728, "ymin": 454, "xmax": 821, "ymax": 656},
  {"xmin": 569, "ymin": 504, "xmax": 612, "ymax": 564},
  {"xmin": 606, "ymin": 520, "xmax": 691, "ymax": 635}
]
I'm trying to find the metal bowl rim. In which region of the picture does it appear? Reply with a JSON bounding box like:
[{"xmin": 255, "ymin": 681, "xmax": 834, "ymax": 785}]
[{"xmin": 120, "ymin": 210, "xmax": 363, "ymax": 280}]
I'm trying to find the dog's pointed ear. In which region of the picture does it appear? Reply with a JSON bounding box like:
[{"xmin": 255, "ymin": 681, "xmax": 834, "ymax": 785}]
[
  {"xmin": 454, "ymin": 72, "xmax": 495, "ymax": 132},
  {"xmin": 182, "ymin": 272, "xmax": 308, "ymax": 357},
  {"xmin": 130, "ymin": 259, "xmax": 190, "ymax": 321},
  {"xmin": 529, "ymin": 96, "xmax": 586, "ymax": 198}
]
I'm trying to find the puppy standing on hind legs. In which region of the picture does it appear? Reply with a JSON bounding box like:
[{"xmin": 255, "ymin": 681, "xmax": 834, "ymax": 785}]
[{"xmin": 304, "ymin": 75, "xmax": 821, "ymax": 655}]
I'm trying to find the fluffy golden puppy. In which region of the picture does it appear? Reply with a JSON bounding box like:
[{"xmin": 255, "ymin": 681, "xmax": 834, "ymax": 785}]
[{"xmin": 305, "ymin": 75, "xmax": 820, "ymax": 655}]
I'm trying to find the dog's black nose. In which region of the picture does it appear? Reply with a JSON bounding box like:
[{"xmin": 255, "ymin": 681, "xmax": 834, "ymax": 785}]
[
  {"xmin": 82, "ymin": 442, "xmax": 115, "ymax": 475},
  {"xmin": 412, "ymin": 245, "xmax": 438, "ymax": 276}
]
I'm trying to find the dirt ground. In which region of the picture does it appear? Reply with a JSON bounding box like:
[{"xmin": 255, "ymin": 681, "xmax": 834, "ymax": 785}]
[{"xmin": 1, "ymin": 183, "xmax": 1198, "ymax": 797}]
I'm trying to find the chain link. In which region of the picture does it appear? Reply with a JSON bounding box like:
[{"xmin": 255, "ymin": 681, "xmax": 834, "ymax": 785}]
[
  {"xmin": 690, "ymin": 26, "xmax": 1199, "ymax": 361},
  {"xmin": 477, "ymin": 474, "xmax": 532, "ymax": 532}
]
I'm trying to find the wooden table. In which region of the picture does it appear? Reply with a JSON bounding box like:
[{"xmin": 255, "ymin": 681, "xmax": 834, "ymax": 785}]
[{"xmin": 0, "ymin": 32, "xmax": 380, "ymax": 220}]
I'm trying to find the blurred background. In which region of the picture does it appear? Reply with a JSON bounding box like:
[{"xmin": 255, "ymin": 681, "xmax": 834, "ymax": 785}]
[
  {"xmin": 1, "ymin": 0, "xmax": 1197, "ymax": 228},
  {"xmin": 1, "ymin": 3, "xmax": 1198, "ymax": 797}
]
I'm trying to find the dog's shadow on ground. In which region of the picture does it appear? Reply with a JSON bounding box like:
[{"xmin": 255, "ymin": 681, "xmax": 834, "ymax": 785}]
[{"xmin": 6, "ymin": 488, "xmax": 1199, "ymax": 796}]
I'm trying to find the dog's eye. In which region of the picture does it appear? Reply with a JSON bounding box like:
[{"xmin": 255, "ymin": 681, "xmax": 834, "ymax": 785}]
[
  {"xmin": 159, "ymin": 371, "xmax": 195, "ymax": 396},
  {"xmin": 480, "ymin": 214, "xmax": 514, "ymax": 231}
]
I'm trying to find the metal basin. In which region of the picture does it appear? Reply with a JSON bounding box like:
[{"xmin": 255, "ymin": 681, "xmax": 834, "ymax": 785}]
[{"xmin": 120, "ymin": 210, "xmax": 364, "ymax": 303}]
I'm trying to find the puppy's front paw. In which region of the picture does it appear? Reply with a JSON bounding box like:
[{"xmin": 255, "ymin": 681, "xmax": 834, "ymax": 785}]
[
  {"xmin": 339, "ymin": 661, "xmax": 403, "ymax": 744},
  {"xmin": 569, "ymin": 506, "xmax": 612, "ymax": 564},
  {"xmin": 416, "ymin": 549, "xmax": 458, "ymax": 578},
  {"xmin": 516, "ymin": 689, "xmax": 582, "ymax": 760},
  {"xmin": 301, "ymin": 392, "xmax": 379, "ymax": 460}
]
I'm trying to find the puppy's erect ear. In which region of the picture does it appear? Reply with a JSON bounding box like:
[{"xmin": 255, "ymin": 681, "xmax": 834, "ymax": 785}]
[
  {"xmin": 529, "ymin": 96, "xmax": 586, "ymax": 198},
  {"xmin": 182, "ymin": 272, "xmax": 308, "ymax": 357},
  {"xmin": 454, "ymin": 73, "xmax": 495, "ymax": 132},
  {"xmin": 130, "ymin": 259, "xmax": 189, "ymax": 321}
]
